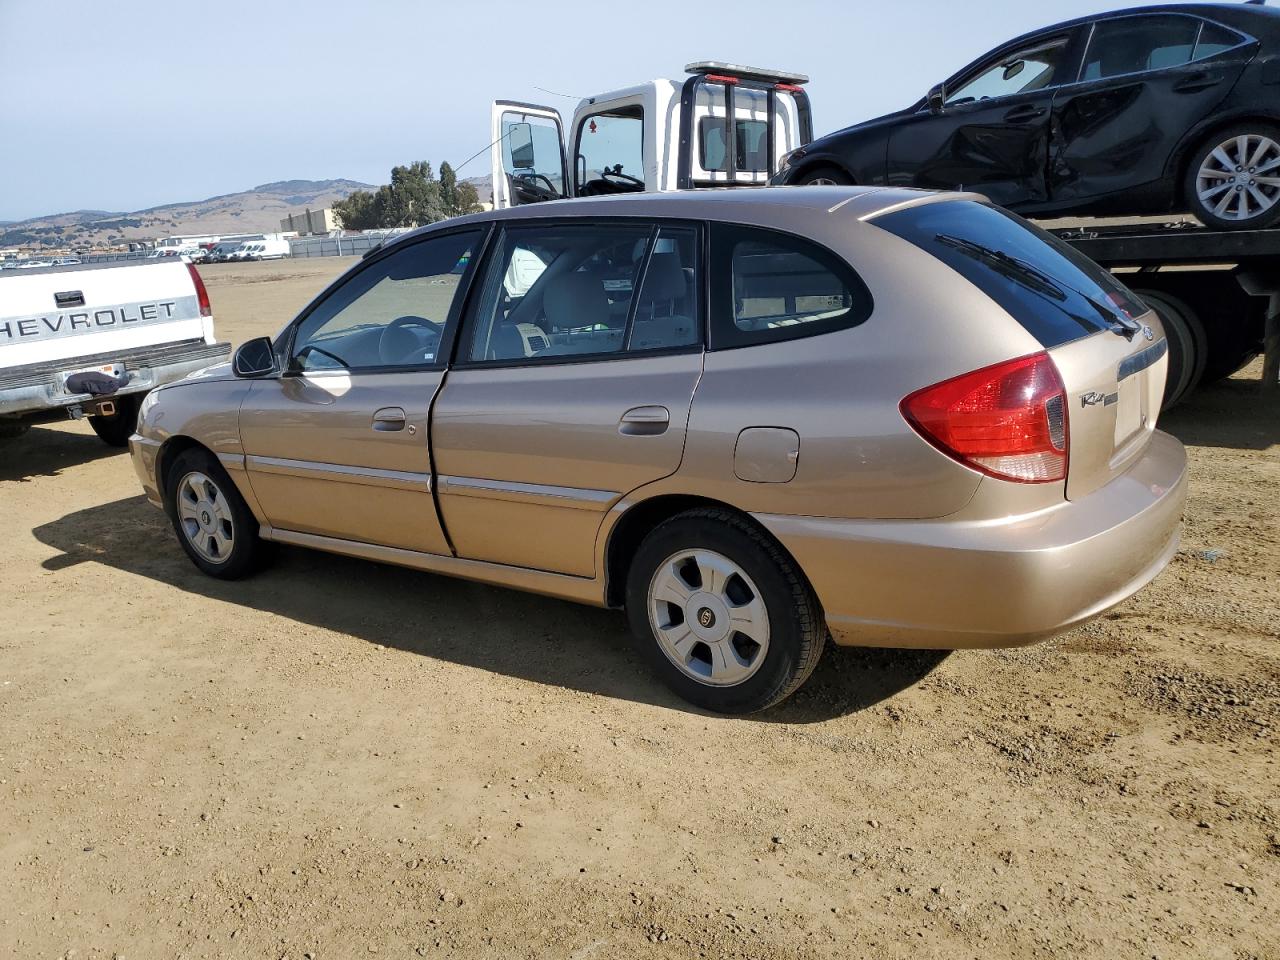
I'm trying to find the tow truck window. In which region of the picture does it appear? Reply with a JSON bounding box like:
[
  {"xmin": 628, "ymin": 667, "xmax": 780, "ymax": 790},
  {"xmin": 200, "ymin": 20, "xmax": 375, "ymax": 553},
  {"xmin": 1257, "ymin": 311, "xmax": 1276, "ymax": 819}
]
[
  {"xmin": 500, "ymin": 113, "xmax": 565, "ymax": 199},
  {"xmin": 576, "ymin": 107, "xmax": 643, "ymax": 195},
  {"xmin": 699, "ymin": 118, "xmax": 769, "ymax": 173}
]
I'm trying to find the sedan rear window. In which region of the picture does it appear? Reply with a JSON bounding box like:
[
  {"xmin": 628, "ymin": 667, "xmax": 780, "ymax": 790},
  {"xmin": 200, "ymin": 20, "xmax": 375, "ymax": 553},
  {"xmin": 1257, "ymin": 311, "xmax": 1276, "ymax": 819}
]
[{"xmin": 874, "ymin": 200, "xmax": 1147, "ymax": 348}]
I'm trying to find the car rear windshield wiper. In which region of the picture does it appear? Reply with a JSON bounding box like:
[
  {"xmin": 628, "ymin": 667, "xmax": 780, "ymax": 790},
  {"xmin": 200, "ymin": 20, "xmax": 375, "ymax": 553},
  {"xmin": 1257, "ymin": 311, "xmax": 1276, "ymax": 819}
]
[{"xmin": 935, "ymin": 234, "xmax": 1067, "ymax": 302}]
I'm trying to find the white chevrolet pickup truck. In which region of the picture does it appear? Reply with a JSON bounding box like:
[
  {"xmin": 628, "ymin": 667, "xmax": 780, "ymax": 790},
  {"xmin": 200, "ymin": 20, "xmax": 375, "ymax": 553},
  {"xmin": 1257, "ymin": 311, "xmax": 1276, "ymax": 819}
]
[{"xmin": 0, "ymin": 259, "xmax": 229, "ymax": 445}]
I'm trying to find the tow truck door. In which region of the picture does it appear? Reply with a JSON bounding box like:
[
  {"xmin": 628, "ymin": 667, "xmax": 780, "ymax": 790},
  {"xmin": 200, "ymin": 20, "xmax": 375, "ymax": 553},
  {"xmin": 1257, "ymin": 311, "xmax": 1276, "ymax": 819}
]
[{"xmin": 490, "ymin": 101, "xmax": 568, "ymax": 209}]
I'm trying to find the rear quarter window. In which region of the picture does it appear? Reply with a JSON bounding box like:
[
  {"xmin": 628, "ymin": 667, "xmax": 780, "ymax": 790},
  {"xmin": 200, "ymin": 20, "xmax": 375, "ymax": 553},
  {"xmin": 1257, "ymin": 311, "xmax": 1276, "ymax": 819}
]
[
  {"xmin": 873, "ymin": 200, "xmax": 1146, "ymax": 348},
  {"xmin": 709, "ymin": 224, "xmax": 873, "ymax": 349}
]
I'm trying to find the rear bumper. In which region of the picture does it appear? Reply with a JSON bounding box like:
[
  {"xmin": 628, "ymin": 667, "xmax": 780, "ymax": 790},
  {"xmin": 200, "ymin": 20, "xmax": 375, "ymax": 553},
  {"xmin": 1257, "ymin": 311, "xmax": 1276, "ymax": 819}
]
[
  {"xmin": 755, "ymin": 430, "xmax": 1188, "ymax": 649},
  {"xmin": 0, "ymin": 340, "xmax": 229, "ymax": 419}
]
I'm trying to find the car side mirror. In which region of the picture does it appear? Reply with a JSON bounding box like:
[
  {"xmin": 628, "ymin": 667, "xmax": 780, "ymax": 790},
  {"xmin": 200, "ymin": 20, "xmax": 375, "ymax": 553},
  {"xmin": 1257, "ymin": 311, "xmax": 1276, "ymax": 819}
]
[
  {"xmin": 927, "ymin": 83, "xmax": 946, "ymax": 115},
  {"xmin": 232, "ymin": 336, "xmax": 277, "ymax": 378}
]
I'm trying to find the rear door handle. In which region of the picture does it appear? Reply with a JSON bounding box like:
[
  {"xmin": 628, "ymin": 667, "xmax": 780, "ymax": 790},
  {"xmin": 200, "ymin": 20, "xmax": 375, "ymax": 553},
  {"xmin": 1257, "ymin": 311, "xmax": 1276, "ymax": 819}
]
[
  {"xmin": 372, "ymin": 406, "xmax": 407, "ymax": 432},
  {"xmin": 1003, "ymin": 105, "xmax": 1046, "ymax": 123},
  {"xmin": 619, "ymin": 405, "xmax": 670, "ymax": 436},
  {"xmin": 1173, "ymin": 72, "xmax": 1223, "ymax": 94}
]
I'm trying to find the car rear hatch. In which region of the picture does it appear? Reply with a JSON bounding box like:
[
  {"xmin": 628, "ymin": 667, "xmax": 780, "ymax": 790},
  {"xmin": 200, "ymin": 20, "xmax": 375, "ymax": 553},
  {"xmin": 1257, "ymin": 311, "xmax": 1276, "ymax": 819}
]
[{"xmin": 872, "ymin": 197, "xmax": 1167, "ymax": 500}]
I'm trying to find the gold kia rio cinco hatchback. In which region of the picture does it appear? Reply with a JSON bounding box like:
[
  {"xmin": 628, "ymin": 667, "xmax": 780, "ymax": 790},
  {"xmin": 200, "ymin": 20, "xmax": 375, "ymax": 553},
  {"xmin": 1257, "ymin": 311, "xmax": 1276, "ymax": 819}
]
[{"xmin": 130, "ymin": 188, "xmax": 1188, "ymax": 714}]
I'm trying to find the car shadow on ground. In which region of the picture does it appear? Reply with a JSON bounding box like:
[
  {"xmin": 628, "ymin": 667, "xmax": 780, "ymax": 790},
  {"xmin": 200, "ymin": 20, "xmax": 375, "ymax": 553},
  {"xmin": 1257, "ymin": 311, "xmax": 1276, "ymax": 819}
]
[
  {"xmin": 1159, "ymin": 373, "xmax": 1280, "ymax": 451},
  {"xmin": 32, "ymin": 494, "xmax": 947, "ymax": 724},
  {"xmin": 0, "ymin": 426, "xmax": 122, "ymax": 483}
]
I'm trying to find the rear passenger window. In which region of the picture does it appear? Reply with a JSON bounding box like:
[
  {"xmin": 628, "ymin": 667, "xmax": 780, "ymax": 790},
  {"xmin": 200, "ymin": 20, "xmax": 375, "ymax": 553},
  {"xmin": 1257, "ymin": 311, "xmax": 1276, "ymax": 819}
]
[
  {"xmin": 709, "ymin": 224, "xmax": 872, "ymax": 349},
  {"xmin": 464, "ymin": 222, "xmax": 701, "ymax": 364},
  {"xmin": 1082, "ymin": 15, "xmax": 1201, "ymax": 79},
  {"xmin": 1193, "ymin": 22, "xmax": 1245, "ymax": 60}
]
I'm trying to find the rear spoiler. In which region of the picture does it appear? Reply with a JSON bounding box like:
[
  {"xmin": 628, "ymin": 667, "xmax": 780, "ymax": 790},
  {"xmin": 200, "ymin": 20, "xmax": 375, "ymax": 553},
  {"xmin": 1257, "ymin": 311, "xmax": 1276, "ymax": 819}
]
[{"xmin": 677, "ymin": 62, "xmax": 814, "ymax": 189}]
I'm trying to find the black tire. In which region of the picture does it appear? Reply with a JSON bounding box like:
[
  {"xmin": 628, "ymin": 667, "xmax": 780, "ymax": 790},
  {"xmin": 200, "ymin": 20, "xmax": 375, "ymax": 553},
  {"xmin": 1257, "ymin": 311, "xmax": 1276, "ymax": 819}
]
[
  {"xmin": 164, "ymin": 448, "xmax": 270, "ymax": 580},
  {"xmin": 88, "ymin": 394, "xmax": 141, "ymax": 447},
  {"xmin": 794, "ymin": 165, "xmax": 853, "ymax": 186},
  {"xmin": 1183, "ymin": 122, "xmax": 1280, "ymax": 231},
  {"xmin": 1134, "ymin": 289, "xmax": 1207, "ymax": 408},
  {"xmin": 625, "ymin": 508, "xmax": 825, "ymax": 714},
  {"xmin": 0, "ymin": 420, "xmax": 30, "ymax": 440}
]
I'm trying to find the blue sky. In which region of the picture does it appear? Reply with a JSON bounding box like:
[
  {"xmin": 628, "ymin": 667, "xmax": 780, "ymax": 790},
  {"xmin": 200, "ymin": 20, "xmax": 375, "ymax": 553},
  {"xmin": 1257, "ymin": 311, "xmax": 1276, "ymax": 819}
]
[{"xmin": 0, "ymin": 0, "xmax": 1185, "ymax": 221}]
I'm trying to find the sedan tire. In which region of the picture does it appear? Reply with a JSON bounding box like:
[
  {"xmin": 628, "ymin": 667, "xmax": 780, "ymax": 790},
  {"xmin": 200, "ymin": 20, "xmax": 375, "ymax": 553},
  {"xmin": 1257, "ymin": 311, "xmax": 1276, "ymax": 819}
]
[
  {"xmin": 165, "ymin": 448, "xmax": 270, "ymax": 580},
  {"xmin": 626, "ymin": 508, "xmax": 825, "ymax": 714},
  {"xmin": 1185, "ymin": 123, "xmax": 1280, "ymax": 231},
  {"xmin": 794, "ymin": 165, "xmax": 853, "ymax": 187}
]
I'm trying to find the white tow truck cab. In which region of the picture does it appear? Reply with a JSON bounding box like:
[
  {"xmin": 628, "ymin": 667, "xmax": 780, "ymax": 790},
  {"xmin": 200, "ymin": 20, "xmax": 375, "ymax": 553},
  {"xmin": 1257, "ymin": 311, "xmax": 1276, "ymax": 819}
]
[{"xmin": 490, "ymin": 62, "xmax": 813, "ymax": 209}]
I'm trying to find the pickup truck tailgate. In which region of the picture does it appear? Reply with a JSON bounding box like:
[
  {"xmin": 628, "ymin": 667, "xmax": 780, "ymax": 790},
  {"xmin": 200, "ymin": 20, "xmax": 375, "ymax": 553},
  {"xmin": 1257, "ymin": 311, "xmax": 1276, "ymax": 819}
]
[{"xmin": 0, "ymin": 260, "xmax": 209, "ymax": 369}]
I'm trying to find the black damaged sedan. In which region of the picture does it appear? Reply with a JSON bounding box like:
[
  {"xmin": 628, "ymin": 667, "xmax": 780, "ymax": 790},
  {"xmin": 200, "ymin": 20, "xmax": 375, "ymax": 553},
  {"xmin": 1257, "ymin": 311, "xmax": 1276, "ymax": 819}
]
[{"xmin": 776, "ymin": 3, "xmax": 1280, "ymax": 230}]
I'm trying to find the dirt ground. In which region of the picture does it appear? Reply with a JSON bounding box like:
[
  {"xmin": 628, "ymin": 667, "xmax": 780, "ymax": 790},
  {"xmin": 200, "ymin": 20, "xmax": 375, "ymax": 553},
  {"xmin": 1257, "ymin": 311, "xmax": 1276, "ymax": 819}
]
[{"xmin": 1, "ymin": 258, "xmax": 1277, "ymax": 960}]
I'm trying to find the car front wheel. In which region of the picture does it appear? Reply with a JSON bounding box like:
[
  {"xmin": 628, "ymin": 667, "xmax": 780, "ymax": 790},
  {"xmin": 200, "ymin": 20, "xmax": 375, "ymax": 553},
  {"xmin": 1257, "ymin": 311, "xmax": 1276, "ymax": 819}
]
[
  {"xmin": 626, "ymin": 508, "xmax": 825, "ymax": 714},
  {"xmin": 164, "ymin": 448, "xmax": 270, "ymax": 579},
  {"xmin": 1185, "ymin": 124, "xmax": 1280, "ymax": 230}
]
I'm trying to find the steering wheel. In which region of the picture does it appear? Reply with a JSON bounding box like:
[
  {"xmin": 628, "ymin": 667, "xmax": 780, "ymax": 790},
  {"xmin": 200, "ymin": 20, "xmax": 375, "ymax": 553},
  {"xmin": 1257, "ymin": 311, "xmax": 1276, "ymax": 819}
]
[
  {"xmin": 601, "ymin": 166, "xmax": 644, "ymax": 188},
  {"xmin": 513, "ymin": 172, "xmax": 560, "ymax": 202},
  {"xmin": 379, "ymin": 315, "xmax": 439, "ymax": 365},
  {"xmin": 294, "ymin": 343, "xmax": 348, "ymax": 369}
]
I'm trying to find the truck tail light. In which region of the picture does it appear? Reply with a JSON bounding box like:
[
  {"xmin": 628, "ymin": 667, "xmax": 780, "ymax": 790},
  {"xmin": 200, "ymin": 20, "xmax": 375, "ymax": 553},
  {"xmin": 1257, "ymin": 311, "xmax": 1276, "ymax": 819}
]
[
  {"xmin": 900, "ymin": 352, "xmax": 1068, "ymax": 483},
  {"xmin": 186, "ymin": 262, "xmax": 212, "ymax": 318}
]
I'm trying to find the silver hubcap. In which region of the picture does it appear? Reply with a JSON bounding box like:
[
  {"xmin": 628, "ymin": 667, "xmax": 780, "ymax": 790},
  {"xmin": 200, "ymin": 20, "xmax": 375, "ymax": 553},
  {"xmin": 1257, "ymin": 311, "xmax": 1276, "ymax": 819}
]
[
  {"xmin": 1196, "ymin": 134, "xmax": 1280, "ymax": 222},
  {"xmin": 647, "ymin": 549, "xmax": 770, "ymax": 687},
  {"xmin": 176, "ymin": 471, "xmax": 234, "ymax": 563},
  {"xmin": 808, "ymin": 177, "xmax": 837, "ymax": 186}
]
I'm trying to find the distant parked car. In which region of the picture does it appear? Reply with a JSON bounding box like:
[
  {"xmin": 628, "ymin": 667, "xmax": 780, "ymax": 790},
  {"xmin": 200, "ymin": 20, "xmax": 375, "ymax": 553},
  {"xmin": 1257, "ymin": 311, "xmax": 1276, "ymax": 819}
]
[
  {"xmin": 51, "ymin": 257, "xmax": 81, "ymax": 266},
  {"xmin": 774, "ymin": 3, "xmax": 1280, "ymax": 230},
  {"xmin": 129, "ymin": 189, "xmax": 1186, "ymax": 714}
]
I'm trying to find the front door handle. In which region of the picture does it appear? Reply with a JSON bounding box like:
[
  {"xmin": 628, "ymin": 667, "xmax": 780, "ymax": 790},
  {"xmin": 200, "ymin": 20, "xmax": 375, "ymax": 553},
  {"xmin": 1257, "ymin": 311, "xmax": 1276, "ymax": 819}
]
[
  {"xmin": 372, "ymin": 406, "xmax": 407, "ymax": 432},
  {"xmin": 1003, "ymin": 105, "xmax": 1046, "ymax": 123},
  {"xmin": 619, "ymin": 405, "xmax": 670, "ymax": 436},
  {"xmin": 1173, "ymin": 72, "xmax": 1223, "ymax": 94}
]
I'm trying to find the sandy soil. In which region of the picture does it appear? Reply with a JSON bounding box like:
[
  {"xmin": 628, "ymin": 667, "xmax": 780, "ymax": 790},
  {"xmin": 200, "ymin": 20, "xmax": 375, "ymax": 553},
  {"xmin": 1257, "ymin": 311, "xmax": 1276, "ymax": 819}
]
[{"xmin": 1, "ymin": 258, "xmax": 1277, "ymax": 960}]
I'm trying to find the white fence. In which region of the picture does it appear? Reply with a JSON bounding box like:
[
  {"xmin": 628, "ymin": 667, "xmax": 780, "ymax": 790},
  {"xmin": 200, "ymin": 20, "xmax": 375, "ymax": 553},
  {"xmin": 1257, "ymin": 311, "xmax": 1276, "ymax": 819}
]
[{"xmin": 289, "ymin": 229, "xmax": 414, "ymax": 259}]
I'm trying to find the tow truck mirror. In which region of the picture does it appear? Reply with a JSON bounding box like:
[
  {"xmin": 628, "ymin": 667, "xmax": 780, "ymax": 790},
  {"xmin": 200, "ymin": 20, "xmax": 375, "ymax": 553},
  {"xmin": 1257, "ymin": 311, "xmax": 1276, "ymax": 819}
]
[
  {"xmin": 232, "ymin": 337, "xmax": 277, "ymax": 378},
  {"xmin": 508, "ymin": 122, "xmax": 536, "ymax": 170},
  {"xmin": 927, "ymin": 84, "xmax": 946, "ymax": 115}
]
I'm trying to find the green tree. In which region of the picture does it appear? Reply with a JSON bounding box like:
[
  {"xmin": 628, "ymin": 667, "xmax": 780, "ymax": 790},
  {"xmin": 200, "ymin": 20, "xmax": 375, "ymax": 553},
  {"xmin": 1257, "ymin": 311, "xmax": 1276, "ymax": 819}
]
[{"xmin": 332, "ymin": 159, "xmax": 483, "ymax": 231}]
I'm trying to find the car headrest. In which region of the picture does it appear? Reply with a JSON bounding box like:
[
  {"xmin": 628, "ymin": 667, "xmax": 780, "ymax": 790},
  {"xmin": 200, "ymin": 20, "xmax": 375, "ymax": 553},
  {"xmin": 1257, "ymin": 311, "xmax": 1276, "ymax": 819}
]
[
  {"xmin": 643, "ymin": 253, "xmax": 688, "ymax": 305},
  {"xmin": 543, "ymin": 272, "xmax": 609, "ymax": 331}
]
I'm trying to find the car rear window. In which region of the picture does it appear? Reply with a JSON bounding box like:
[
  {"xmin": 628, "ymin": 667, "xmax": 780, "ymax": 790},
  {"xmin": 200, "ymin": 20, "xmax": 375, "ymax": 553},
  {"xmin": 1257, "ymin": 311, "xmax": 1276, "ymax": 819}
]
[{"xmin": 874, "ymin": 200, "xmax": 1147, "ymax": 347}]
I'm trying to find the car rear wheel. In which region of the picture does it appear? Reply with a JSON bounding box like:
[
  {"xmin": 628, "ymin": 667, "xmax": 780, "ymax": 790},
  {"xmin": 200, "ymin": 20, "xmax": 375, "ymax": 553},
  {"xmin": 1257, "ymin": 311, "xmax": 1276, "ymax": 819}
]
[
  {"xmin": 794, "ymin": 165, "xmax": 852, "ymax": 186},
  {"xmin": 625, "ymin": 508, "xmax": 825, "ymax": 714},
  {"xmin": 1185, "ymin": 124, "xmax": 1280, "ymax": 231},
  {"xmin": 165, "ymin": 448, "xmax": 270, "ymax": 579},
  {"xmin": 88, "ymin": 394, "xmax": 141, "ymax": 447}
]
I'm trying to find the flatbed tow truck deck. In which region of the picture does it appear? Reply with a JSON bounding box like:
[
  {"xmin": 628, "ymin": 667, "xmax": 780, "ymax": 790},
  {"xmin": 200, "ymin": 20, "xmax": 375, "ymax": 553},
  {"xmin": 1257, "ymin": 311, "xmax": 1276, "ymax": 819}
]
[{"xmin": 1050, "ymin": 220, "xmax": 1280, "ymax": 403}]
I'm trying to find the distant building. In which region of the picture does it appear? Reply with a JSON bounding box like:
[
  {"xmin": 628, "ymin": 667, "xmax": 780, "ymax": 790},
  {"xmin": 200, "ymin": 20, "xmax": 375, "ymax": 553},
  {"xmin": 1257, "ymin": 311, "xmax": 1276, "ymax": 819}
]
[{"xmin": 280, "ymin": 208, "xmax": 338, "ymax": 236}]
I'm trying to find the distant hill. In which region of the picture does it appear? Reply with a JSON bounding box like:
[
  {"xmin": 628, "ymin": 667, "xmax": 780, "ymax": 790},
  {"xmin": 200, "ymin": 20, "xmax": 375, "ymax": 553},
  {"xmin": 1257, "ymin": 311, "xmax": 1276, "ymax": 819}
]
[{"xmin": 2, "ymin": 179, "xmax": 376, "ymax": 249}]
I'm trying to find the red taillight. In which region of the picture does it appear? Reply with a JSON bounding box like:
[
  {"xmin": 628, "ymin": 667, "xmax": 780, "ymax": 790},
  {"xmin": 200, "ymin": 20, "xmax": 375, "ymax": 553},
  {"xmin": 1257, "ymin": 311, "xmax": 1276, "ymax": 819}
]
[
  {"xmin": 186, "ymin": 261, "xmax": 211, "ymax": 318},
  {"xmin": 900, "ymin": 352, "xmax": 1068, "ymax": 483}
]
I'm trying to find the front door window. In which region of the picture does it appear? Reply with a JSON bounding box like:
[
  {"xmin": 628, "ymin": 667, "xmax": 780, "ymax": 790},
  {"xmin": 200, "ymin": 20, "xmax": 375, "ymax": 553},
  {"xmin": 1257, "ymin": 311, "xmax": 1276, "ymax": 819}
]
[
  {"xmin": 290, "ymin": 231, "xmax": 479, "ymax": 372},
  {"xmin": 946, "ymin": 39, "xmax": 1070, "ymax": 105}
]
